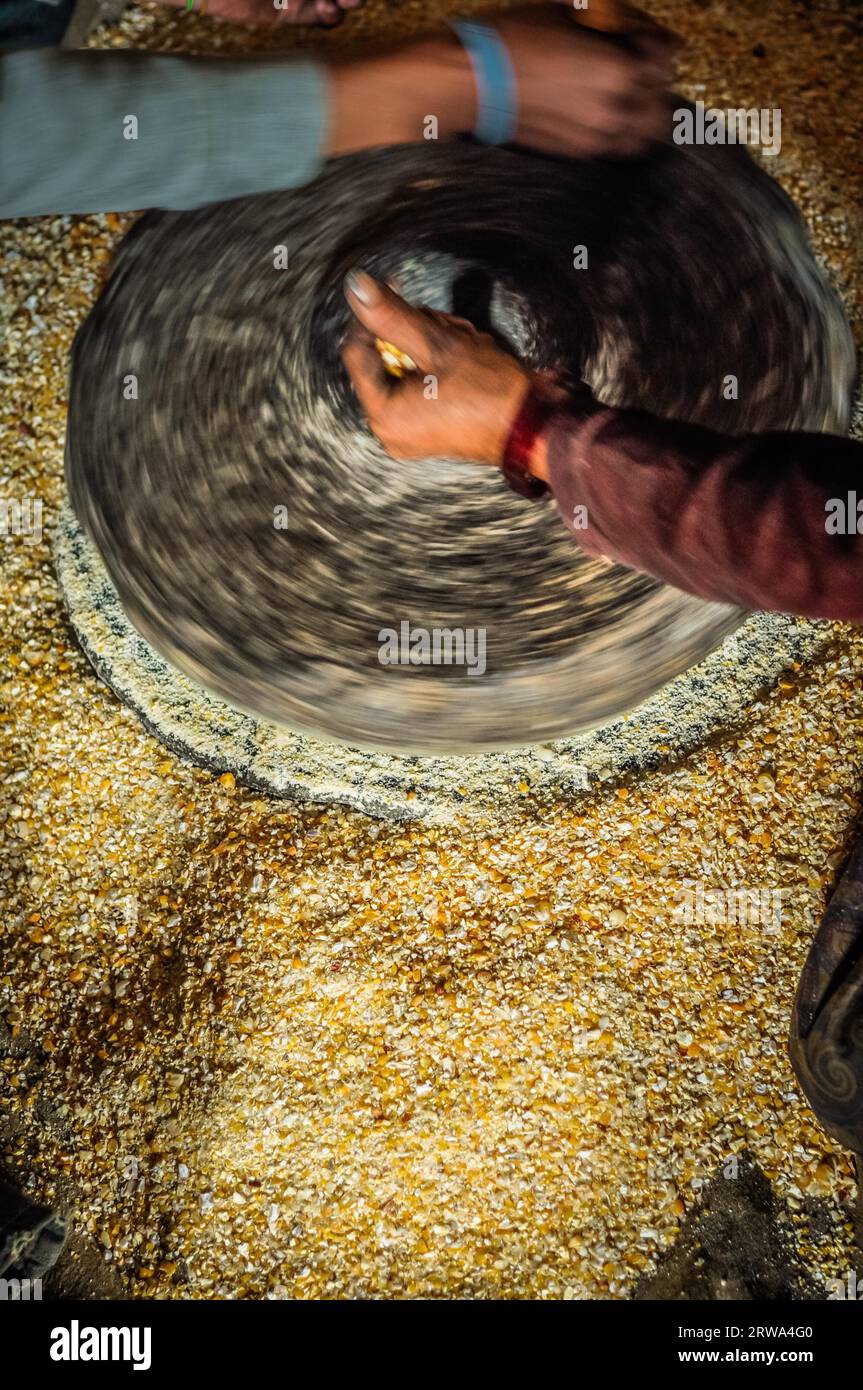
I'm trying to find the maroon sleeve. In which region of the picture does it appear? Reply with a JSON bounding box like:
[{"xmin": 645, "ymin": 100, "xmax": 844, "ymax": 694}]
[{"xmin": 545, "ymin": 402, "xmax": 863, "ymax": 624}]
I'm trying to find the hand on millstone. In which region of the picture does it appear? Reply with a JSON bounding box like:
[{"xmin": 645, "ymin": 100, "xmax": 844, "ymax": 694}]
[
  {"xmin": 486, "ymin": 4, "xmax": 678, "ymax": 157},
  {"xmin": 344, "ymin": 269, "xmax": 544, "ymax": 470}
]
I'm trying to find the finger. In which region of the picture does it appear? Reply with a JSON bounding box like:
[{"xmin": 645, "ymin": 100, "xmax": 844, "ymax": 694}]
[
  {"xmin": 629, "ymin": 17, "xmax": 682, "ymax": 66},
  {"xmin": 344, "ymin": 270, "xmax": 437, "ymax": 368},
  {"xmin": 623, "ymin": 91, "xmax": 672, "ymax": 143},
  {"xmin": 559, "ymin": 83, "xmax": 666, "ymax": 145},
  {"xmin": 431, "ymin": 311, "xmax": 481, "ymax": 336},
  {"xmin": 274, "ymin": 0, "xmax": 318, "ymax": 22},
  {"xmin": 590, "ymin": 51, "xmax": 666, "ymax": 104},
  {"xmin": 342, "ymin": 331, "xmax": 390, "ymax": 419},
  {"xmin": 533, "ymin": 117, "xmax": 650, "ymax": 158},
  {"xmin": 597, "ymin": 86, "xmax": 671, "ymax": 143},
  {"xmin": 315, "ymin": 0, "xmax": 343, "ymax": 24}
]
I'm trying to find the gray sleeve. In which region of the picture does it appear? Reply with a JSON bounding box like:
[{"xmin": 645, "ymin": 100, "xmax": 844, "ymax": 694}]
[{"xmin": 1, "ymin": 47, "xmax": 329, "ymax": 217}]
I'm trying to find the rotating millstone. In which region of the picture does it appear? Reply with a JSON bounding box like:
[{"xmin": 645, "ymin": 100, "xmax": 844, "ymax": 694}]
[{"xmin": 60, "ymin": 135, "xmax": 854, "ymax": 769}]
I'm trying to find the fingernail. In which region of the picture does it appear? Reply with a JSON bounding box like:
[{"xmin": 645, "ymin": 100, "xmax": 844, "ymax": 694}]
[{"xmin": 345, "ymin": 268, "xmax": 376, "ymax": 304}]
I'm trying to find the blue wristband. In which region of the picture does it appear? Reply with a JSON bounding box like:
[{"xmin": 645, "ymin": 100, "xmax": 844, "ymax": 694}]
[{"xmin": 450, "ymin": 18, "xmax": 518, "ymax": 147}]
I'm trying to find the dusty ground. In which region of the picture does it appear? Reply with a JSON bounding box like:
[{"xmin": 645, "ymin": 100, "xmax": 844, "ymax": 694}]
[{"xmin": 1, "ymin": 0, "xmax": 863, "ymax": 1299}]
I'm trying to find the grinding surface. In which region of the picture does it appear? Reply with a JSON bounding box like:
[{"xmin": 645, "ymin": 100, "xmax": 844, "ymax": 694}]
[
  {"xmin": 64, "ymin": 119, "xmax": 853, "ymax": 751},
  {"xmin": 2, "ymin": 0, "xmax": 863, "ymax": 1303}
]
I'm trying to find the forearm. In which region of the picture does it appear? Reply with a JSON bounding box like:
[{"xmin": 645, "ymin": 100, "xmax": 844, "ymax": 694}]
[
  {"xmin": 327, "ymin": 34, "xmax": 474, "ymax": 156},
  {"xmin": 542, "ymin": 402, "xmax": 863, "ymax": 623},
  {"xmin": 0, "ymin": 34, "xmax": 474, "ymax": 218},
  {"xmin": 1, "ymin": 47, "xmax": 328, "ymax": 215}
]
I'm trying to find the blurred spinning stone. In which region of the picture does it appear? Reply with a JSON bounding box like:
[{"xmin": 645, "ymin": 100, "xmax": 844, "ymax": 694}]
[{"xmin": 65, "ymin": 138, "xmax": 854, "ymax": 753}]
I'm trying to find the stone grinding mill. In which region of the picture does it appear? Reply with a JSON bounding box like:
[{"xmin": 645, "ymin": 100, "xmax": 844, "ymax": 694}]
[{"xmin": 57, "ymin": 130, "xmax": 855, "ymax": 818}]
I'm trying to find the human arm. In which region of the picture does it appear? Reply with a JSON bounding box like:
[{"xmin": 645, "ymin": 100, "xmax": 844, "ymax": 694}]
[
  {"xmin": 342, "ymin": 271, "xmax": 863, "ymax": 624},
  {"xmin": 0, "ymin": 5, "xmax": 675, "ymax": 216}
]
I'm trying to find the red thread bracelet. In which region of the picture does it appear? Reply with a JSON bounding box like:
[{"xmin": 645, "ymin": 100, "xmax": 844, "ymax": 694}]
[{"xmin": 500, "ymin": 384, "xmax": 558, "ymax": 499}]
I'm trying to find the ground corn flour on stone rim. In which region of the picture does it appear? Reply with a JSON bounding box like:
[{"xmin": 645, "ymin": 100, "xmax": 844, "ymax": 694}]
[{"xmin": 54, "ymin": 503, "xmax": 833, "ymax": 819}]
